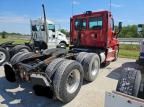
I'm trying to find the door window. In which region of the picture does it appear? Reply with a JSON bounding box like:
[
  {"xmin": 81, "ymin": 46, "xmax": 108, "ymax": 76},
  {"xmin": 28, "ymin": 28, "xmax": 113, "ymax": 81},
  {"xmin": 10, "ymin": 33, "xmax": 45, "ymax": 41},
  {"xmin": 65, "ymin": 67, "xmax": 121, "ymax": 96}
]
[
  {"xmin": 75, "ymin": 19, "xmax": 87, "ymax": 30},
  {"xmin": 32, "ymin": 25, "xmax": 45, "ymax": 31}
]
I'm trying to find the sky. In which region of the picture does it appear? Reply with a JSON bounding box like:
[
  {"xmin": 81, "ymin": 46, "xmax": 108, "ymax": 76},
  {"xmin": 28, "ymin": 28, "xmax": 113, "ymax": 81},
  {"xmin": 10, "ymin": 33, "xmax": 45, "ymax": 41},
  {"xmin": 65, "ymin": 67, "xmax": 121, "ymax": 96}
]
[{"xmin": 0, "ymin": 0, "xmax": 144, "ymax": 34}]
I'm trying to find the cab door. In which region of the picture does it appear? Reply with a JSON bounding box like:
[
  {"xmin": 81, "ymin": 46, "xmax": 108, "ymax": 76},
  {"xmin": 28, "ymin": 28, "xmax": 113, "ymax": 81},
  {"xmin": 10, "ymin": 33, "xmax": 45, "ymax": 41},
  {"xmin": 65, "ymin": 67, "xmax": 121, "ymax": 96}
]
[
  {"xmin": 86, "ymin": 14, "xmax": 107, "ymax": 48},
  {"xmin": 47, "ymin": 24, "xmax": 57, "ymax": 48},
  {"xmin": 73, "ymin": 18, "xmax": 87, "ymax": 46},
  {"xmin": 31, "ymin": 25, "xmax": 46, "ymax": 41}
]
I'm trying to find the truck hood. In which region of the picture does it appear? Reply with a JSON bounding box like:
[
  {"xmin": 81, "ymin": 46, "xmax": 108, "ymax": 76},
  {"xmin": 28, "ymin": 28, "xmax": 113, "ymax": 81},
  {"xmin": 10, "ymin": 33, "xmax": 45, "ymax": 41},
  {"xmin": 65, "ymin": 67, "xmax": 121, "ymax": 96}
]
[{"xmin": 56, "ymin": 31, "xmax": 69, "ymax": 44}]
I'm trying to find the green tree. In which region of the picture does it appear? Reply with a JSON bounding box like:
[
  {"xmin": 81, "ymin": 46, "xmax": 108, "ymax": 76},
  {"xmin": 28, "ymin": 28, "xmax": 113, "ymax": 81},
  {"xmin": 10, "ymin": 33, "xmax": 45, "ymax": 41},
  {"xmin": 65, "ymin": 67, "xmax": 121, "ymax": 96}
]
[
  {"xmin": 1, "ymin": 31, "xmax": 8, "ymax": 39},
  {"xmin": 119, "ymin": 25, "xmax": 139, "ymax": 38},
  {"xmin": 139, "ymin": 25, "xmax": 144, "ymax": 37},
  {"xmin": 59, "ymin": 29, "xmax": 69, "ymax": 37}
]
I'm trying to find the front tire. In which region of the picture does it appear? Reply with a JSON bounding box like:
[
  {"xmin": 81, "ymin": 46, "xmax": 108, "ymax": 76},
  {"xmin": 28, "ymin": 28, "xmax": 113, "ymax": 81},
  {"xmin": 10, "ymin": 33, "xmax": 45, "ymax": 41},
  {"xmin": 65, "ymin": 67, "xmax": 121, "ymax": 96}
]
[
  {"xmin": 58, "ymin": 42, "xmax": 67, "ymax": 49},
  {"xmin": 53, "ymin": 60, "xmax": 84, "ymax": 103}
]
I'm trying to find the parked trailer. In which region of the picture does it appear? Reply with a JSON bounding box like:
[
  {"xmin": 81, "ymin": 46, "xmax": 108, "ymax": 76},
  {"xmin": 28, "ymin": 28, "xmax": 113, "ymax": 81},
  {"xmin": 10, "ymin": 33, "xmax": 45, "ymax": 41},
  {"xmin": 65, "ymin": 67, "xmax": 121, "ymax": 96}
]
[{"xmin": 3, "ymin": 10, "xmax": 122, "ymax": 103}]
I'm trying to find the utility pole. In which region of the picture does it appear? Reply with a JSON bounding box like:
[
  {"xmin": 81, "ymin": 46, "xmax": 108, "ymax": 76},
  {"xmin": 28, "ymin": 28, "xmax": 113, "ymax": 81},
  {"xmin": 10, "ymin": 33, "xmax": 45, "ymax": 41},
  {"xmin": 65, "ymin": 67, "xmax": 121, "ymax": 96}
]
[
  {"xmin": 42, "ymin": 4, "xmax": 49, "ymax": 46},
  {"xmin": 110, "ymin": 0, "xmax": 112, "ymax": 12},
  {"xmin": 72, "ymin": 0, "xmax": 74, "ymax": 16}
]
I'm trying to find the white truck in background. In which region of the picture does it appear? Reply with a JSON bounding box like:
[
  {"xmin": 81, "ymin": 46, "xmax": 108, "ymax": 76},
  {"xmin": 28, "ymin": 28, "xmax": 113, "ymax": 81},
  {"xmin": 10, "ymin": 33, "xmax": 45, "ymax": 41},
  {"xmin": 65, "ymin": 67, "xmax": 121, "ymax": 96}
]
[{"xmin": 30, "ymin": 18, "xmax": 69, "ymax": 49}]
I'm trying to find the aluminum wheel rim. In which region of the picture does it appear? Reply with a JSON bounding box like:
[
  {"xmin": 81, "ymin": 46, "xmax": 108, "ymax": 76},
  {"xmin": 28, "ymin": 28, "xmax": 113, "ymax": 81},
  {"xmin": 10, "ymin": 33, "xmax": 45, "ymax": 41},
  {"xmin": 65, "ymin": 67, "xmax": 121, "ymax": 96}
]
[
  {"xmin": 0, "ymin": 51, "xmax": 6, "ymax": 63},
  {"xmin": 91, "ymin": 60, "xmax": 99, "ymax": 76},
  {"xmin": 66, "ymin": 69, "xmax": 80, "ymax": 94},
  {"xmin": 60, "ymin": 43, "xmax": 66, "ymax": 48}
]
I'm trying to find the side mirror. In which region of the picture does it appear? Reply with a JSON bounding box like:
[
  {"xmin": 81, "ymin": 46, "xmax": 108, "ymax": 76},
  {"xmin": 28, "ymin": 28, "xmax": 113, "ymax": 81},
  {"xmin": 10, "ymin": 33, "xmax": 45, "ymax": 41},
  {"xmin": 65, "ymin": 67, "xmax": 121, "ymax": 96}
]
[
  {"xmin": 138, "ymin": 24, "xmax": 143, "ymax": 32},
  {"xmin": 116, "ymin": 22, "xmax": 122, "ymax": 35},
  {"xmin": 118, "ymin": 22, "xmax": 122, "ymax": 31}
]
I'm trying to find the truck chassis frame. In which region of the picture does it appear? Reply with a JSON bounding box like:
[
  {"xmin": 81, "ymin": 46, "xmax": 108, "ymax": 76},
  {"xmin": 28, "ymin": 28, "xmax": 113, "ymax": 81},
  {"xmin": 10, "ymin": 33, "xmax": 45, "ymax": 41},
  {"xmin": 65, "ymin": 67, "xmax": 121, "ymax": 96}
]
[{"xmin": 4, "ymin": 48, "xmax": 101, "ymax": 103}]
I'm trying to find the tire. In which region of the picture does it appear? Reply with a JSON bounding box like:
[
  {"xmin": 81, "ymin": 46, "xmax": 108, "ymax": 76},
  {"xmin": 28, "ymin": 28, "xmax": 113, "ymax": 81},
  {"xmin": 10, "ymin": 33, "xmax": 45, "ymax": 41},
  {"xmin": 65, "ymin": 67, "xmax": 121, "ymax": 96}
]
[
  {"xmin": 58, "ymin": 42, "xmax": 67, "ymax": 49},
  {"xmin": 82, "ymin": 53, "xmax": 100, "ymax": 82},
  {"xmin": 116, "ymin": 68, "xmax": 142, "ymax": 97},
  {"xmin": 10, "ymin": 45, "xmax": 31, "ymax": 57},
  {"xmin": 10, "ymin": 52, "xmax": 34, "ymax": 65},
  {"xmin": 138, "ymin": 81, "xmax": 144, "ymax": 99},
  {"xmin": 45, "ymin": 58, "xmax": 65, "ymax": 79},
  {"xmin": 0, "ymin": 48, "xmax": 10, "ymax": 66},
  {"xmin": 76, "ymin": 52, "xmax": 88, "ymax": 63},
  {"xmin": 53, "ymin": 60, "xmax": 84, "ymax": 103},
  {"xmin": 4, "ymin": 64, "xmax": 16, "ymax": 82},
  {"xmin": 10, "ymin": 52, "xmax": 24, "ymax": 65}
]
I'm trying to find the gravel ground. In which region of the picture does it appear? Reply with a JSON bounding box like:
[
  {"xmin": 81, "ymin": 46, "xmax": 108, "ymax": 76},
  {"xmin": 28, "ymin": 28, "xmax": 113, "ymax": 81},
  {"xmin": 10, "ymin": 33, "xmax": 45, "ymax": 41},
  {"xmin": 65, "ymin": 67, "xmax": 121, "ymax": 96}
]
[{"xmin": 0, "ymin": 58, "xmax": 139, "ymax": 107}]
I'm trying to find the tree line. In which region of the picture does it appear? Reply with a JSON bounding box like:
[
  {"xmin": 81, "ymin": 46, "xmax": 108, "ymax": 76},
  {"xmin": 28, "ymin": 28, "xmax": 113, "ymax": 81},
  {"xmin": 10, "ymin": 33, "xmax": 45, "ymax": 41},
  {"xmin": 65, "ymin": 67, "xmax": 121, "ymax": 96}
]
[
  {"xmin": 0, "ymin": 31, "xmax": 30, "ymax": 39},
  {"xmin": 118, "ymin": 25, "xmax": 144, "ymax": 38},
  {"xmin": 60, "ymin": 25, "xmax": 144, "ymax": 38},
  {"xmin": 1, "ymin": 24, "xmax": 144, "ymax": 38}
]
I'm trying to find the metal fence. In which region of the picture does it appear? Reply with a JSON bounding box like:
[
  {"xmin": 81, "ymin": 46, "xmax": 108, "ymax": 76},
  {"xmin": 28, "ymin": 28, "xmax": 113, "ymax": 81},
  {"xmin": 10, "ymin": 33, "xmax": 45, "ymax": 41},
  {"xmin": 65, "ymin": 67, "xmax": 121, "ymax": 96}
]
[
  {"xmin": 13, "ymin": 36, "xmax": 143, "ymax": 45},
  {"xmin": 118, "ymin": 38, "xmax": 144, "ymax": 45}
]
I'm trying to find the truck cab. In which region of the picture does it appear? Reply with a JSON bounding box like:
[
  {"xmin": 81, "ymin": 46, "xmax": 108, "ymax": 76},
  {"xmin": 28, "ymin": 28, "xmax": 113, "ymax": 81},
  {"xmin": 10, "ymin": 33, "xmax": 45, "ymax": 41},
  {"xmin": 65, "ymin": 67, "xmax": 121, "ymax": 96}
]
[
  {"xmin": 31, "ymin": 18, "xmax": 69, "ymax": 49},
  {"xmin": 70, "ymin": 11, "xmax": 122, "ymax": 63}
]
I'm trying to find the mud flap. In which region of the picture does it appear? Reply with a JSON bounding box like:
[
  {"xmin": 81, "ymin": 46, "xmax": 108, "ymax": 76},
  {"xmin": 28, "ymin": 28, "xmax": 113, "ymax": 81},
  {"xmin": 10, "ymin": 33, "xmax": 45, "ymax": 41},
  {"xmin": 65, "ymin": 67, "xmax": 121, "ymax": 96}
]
[{"xmin": 4, "ymin": 64, "xmax": 16, "ymax": 82}]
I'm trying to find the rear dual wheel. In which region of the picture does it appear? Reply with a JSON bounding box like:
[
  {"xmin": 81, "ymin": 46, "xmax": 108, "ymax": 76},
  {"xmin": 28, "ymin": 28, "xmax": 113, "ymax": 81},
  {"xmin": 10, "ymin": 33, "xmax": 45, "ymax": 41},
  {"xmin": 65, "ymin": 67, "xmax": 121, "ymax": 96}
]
[
  {"xmin": 10, "ymin": 52, "xmax": 34, "ymax": 65},
  {"xmin": 47, "ymin": 59, "xmax": 84, "ymax": 103},
  {"xmin": 10, "ymin": 45, "xmax": 31, "ymax": 57},
  {"xmin": 4, "ymin": 52, "xmax": 34, "ymax": 82},
  {"xmin": 76, "ymin": 52, "xmax": 100, "ymax": 82}
]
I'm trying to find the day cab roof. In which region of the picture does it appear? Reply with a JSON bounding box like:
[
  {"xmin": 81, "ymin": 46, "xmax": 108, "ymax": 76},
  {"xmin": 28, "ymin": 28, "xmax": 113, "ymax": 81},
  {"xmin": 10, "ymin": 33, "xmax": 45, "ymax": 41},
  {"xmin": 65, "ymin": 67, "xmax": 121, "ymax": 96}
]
[
  {"xmin": 71, "ymin": 10, "xmax": 111, "ymax": 19},
  {"xmin": 31, "ymin": 18, "xmax": 54, "ymax": 26}
]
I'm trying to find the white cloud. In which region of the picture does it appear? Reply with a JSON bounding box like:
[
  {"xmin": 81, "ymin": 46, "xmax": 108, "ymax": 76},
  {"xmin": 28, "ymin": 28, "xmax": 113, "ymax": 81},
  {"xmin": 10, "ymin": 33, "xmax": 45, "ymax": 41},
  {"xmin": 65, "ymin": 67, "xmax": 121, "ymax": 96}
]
[
  {"xmin": 0, "ymin": 16, "xmax": 30, "ymax": 24},
  {"xmin": 111, "ymin": 3, "xmax": 123, "ymax": 8},
  {"xmin": 72, "ymin": 1, "xmax": 80, "ymax": 5}
]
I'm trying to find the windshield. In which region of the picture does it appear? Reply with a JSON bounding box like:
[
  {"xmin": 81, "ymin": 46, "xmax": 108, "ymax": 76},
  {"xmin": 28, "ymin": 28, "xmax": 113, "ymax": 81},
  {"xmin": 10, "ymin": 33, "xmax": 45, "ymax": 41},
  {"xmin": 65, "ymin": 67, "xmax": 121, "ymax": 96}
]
[{"xmin": 48, "ymin": 24, "xmax": 55, "ymax": 32}]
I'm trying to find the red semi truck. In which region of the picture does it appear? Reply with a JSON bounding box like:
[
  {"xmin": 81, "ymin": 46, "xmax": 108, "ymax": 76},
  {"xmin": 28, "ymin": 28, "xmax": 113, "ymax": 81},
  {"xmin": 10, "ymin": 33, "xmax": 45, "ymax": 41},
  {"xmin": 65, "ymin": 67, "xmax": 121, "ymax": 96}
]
[
  {"xmin": 4, "ymin": 10, "xmax": 122, "ymax": 103},
  {"xmin": 70, "ymin": 11, "xmax": 122, "ymax": 64}
]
